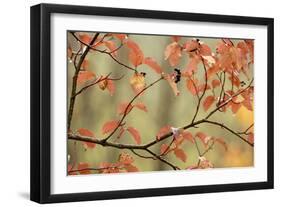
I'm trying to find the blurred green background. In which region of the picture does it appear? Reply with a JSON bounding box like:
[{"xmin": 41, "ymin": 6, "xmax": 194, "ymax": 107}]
[{"xmin": 67, "ymin": 32, "xmax": 254, "ymax": 173}]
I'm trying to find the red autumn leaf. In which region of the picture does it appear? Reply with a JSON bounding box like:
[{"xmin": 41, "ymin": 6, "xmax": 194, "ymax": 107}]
[
  {"xmin": 77, "ymin": 71, "xmax": 95, "ymax": 85},
  {"xmin": 182, "ymin": 56, "xmax": 201, "ymax": 76},
  {"xmin": 163, "ymin": 73, "xmax": 180, "ymax": 96},
  {"xmin": 134, "ymin": 102, "xmax": 148, "ymax": 112},
  {"xmin": 212, "ymin": 79, "xmax": 221, "ymax": 88},
  {"xmin": 102, "ymin": 120, "xmax": 119, "ymax": 134},
  {"xmin": 77, "ymin": 128, "xmax": 96, "ymax": 149},
  {"xmin": 230, "ymin": 102, "xmax": 241, "ymax": 113},
  {"xmin": 130, "ymin": 72, "xmax": 146, "ymax": 94},
  {"xmin": 242, "ymin": 99, "xmax": 253, "ymax": 111},
  {"xmin": 203, "ymin": 95, "xmax": 215, "ymax": 111},
  {"xmin": 160, "ymin": 143, "xmax": 170, "ymax": 155},
  {"xmin": 186, "ymin": 78, "xmax": 198, "ymax": 96},
  {"xmin": 143, "ymin": 57, "xmax": 163, "ymax": 74},
  {"xmin": 215, "ymin": 138, "xmax": 228, "ymax": 151},
  {"xmin": 127, "ymin": 127, "xmax": 141, "ymax": 144},
  {"xmin": 112, "ymin": 33, "xmax": 128, "ymax": 41},
  {"xmin": 248, "ymin": 132, "xmax": 254, "ymax": 144},
  {"xmin": 123, "ymin": 164, "xmax": 139, "ymax": 172},
  {"xmin": 117, "ymin": 102, "xmax": 134, "ymax": 115},
  {"xmin": 164, "ymin": 42, "xmax": 182, "ymax": 67},
  {"xmin": 174, "ymin": 148, "xmax": 187, "ymax": 162},
  {"xmin": 126, "ymin": 39, "xmax": 144, "ymax": 67},
  {"xmin": 199, "ymin": 44, "xmax": 212, "ymax": 56},
  {"xmin": 104, "ymin": 40, "xmax": 118, "ymax": 57},
  {"xmin": 183, "ymin": 39, "xmax": 199, "ymax": 52},
  {"xmin": 106, "ymin": 79, "xmax": 115, "ymax": 96},
  {"xmin": 157, "ymin": 125, "xmax": 171, "ymax": 140},
  {"xmin": 77, "ymin": 162, "xmax": 91, "ymax": 175},
  {"xmin": 196, "ymin": 132, "xmax": 209, "ymax": 147},
  {"xmin": 78, "ymin": 33, "xmax": 92, "ymax": 45},
  {"xmin": 181, "ymin": 131, "xmax": 194, "ymax": 143}
]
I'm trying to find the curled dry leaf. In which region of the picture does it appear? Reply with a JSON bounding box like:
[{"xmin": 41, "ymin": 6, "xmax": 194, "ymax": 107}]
[
  {"xmin": 127, "ymin": 127, "xmax": 141, "ymax": 144},
  {"xmin": 77, "ymin": 128, "xmax": 96, "ymax": 149},
  {"xmin": 164, "ymin": 42, "xmax": 182, "ymax": 67},
  {"xmin": 102, "ymin": 120, "xmax": 119, "ymax": 134},
  {"xmin": 130, "ymin": 72, "xmax": 146, "ymax": 94},
  {"xmin": 163, "ymin": 73, "xmax": 180, "ymax": 96},
  {"xmin": 77, "ymin": 71, "xmax": 95, "ymax": 85},
  {"xmin": 203, "ymin": 95, "xmax": 215, "ymax": 111},
  {"xmin": 143, "ymin": 57, "xmax": 163, "ymax": 74}
]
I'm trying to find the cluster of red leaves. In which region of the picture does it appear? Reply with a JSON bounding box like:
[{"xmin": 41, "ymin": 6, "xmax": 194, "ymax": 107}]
[
  {"xmin": 68, "ymin": 152, "xmax": 139, "ymax": 175},
  {"xmin": 157, "ymin": 126, "xmax": 194, "ymax": 163}
]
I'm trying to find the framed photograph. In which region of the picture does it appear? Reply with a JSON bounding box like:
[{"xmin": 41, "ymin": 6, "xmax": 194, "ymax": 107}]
[{"xmin": 30, "ymin": 3, "xmax": 274, "ymax": 203}]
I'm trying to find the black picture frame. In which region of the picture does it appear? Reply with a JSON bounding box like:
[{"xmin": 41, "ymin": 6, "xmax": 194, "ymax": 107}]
[{"xmin": 30, "ymin": 3, "xmax": 274, "ymax": 204}]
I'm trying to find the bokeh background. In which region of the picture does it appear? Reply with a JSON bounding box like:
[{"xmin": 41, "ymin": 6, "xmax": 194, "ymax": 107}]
[{"xmin": 67, "ymin": 32, "xmax": 254, "ymax": 173}]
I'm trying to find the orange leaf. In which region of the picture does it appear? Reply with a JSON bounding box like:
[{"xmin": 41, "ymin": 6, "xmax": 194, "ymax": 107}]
[
  {"xmin": 186, "ymin": 78, "xmax": 198, "ymax": 96},
  {"xmin": 163, "ymin": 73, "xmax": 180, "ymax": 96},
  {"xmin": 77, "ymin": 162, "xmax": 91, "ymax": 175},
  {"xmin": 143, "ymin": 57, "xmax": 163, "ymax": 74},
  {"xmin": 199, "ymin": 44, "xmax": 212, "ymax": 56},
  {"xmin": 77, "ymin": 71, "xmax": 95, "ymax": 85},
  {"xmin": 130, "ymin": 72, "xmax": 146, "ymax": 94},
  {"xmin": 106, "ymin": 79, "xmax": 115, "ymax": 96},
  {"xmin": 126, "ymin": 39, "xmax": 144, "ymax": 67},
  {"xmin": 212, "ymin": 79, "xmax": 221, "ymax": 88},
  {"xmin": 160, "ymin": 144, "xmax": 170, "ymax": 155},
  {"xmin": 102, "ymin": 120, "xmax": 119, "ymax": 134},
  {"xmin": 203, "ymin": 95, "xmax": 215, "ymax": 111},
  {"xmin": 230, "ymin": 102, "xmax": 241, "ymax": 113},
  {"xmin": 117, "ymin": 102, "xmax": 133, "ymax": 115},
  {"xmin": 77, "ymin": 128, "xmax": 96, "ymax": 149},
  {"xmin": 134, "ymin": 102, "xmax": 148, "ymax": 112},
  {"xmin": 196, "ymin": 132, "xmax": 209, "ymax": 147},
  {"xmin": 79, "ymin": 33, "xmax": 92, "ymax": 45},
  {"xmin": 174, "ymin": 148, "xmax": 187, "ymax": 162},
  {"xmin": 215, "ymin": 138, "xmax": 228, "ymax": 151},
  {"xmin": 127, "ymin": 127, "xmax": 141, "ymax": 144},
  {"xmin": 181, "ymin": 131, "xmax": 194, "ymax": 143},
  {"xmin": 124, "ymin": 164, "xmax": 139, "ymax": 172},
  {"xmin": 248, "ymin": 132, "xmax": 254, "ymax": 144},
  {"xmin": 183, "ymin": 39, "xmax": 199, "ymax": 52},
  {"xmin": 104, "ymin": 40, "xmax": 118, "ymax": 57},
  {"xmin": 164, "ymin": 42, "xmax": 182, "ymax": 67},
  {"xmin": 112, "ymin": 33, "xmax": 128, "ymax": 41},
  {"xmin": 157, "ymin": 125, "xmax": 171, "ymax": 140}
]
